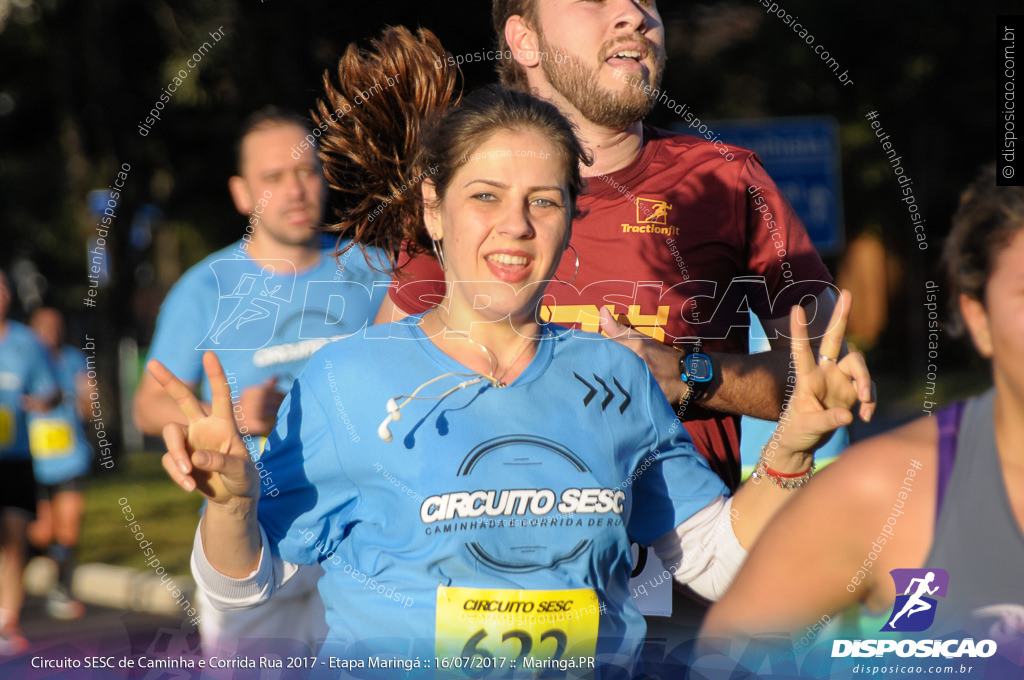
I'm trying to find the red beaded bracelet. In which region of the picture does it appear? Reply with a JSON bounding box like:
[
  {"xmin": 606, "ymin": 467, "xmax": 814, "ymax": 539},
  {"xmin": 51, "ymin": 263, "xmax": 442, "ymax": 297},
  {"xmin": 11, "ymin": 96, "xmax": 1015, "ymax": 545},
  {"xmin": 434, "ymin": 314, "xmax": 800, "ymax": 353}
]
[
  {"xmin": 766, "ymin": 465, "xmax": 810, "ymax": 479},
  {"xmin": 750, "ymin": 447, "xmax": 816, "ymax": 489}
]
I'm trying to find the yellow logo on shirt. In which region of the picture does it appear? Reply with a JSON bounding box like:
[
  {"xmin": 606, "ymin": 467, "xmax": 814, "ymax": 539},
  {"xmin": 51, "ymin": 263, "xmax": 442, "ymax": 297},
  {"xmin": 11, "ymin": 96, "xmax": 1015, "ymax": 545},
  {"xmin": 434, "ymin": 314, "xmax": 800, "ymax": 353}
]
[
  {"xmin": 621, "ymin": 197, "xmax": 679, "ymax": 235},
  {"xmin": 542, "ymin": 304, "xmax": 670, "ymax": 342},
  {"xmin": 637, "ymin": 198, "xmax": 673, "ymax": 224}
]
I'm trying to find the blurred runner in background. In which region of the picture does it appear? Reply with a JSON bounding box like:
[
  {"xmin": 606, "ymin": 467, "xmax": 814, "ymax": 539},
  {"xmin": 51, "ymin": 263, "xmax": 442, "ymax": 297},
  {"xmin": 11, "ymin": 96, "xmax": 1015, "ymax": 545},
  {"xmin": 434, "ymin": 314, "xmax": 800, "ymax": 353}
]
[
  {"xmin": 133, "ymin": 107, "xmax": 390, "ymax": 657},
  {"xmin": 0, "ymin": 270, "xmax": 60, "ymax": 655},
  {"xmin": 27, "ymin": 307, "xmax": 93, "ymax": 621}
]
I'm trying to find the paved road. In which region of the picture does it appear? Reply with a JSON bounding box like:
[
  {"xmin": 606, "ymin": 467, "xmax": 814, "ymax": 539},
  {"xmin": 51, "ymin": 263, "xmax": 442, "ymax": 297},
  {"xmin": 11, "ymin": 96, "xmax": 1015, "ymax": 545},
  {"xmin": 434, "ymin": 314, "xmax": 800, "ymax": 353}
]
[{"xmin": 1, "ymin": 595, "xmax": 200, "ymax": 680}]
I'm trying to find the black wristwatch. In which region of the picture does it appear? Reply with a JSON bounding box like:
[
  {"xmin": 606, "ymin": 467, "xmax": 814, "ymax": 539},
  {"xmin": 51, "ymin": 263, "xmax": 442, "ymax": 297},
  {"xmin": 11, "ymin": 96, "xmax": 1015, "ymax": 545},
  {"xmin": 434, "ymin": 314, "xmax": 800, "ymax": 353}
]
[{"xmin": 679, "ymin": 350, "xmax": 714, "ymax": 403}]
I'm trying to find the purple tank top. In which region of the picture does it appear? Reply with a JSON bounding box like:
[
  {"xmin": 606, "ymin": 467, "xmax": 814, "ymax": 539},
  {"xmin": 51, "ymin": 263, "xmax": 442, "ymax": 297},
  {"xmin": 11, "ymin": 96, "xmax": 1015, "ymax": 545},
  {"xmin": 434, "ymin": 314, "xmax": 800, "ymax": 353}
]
[{"xmin": 934, "ymin": 400, "xmax": 965, "ymax": 523}]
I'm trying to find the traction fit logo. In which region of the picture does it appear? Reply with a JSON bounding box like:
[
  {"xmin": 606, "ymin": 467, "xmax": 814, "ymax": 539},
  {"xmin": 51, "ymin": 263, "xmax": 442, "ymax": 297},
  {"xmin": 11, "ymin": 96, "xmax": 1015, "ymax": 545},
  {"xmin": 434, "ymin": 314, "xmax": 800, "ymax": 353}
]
[
  {"xmin": 621, "ymin": 197, "xmax": 679, "ymax": 236},
  {"xmin": 637, "ymin": 198, "xmax": 672, "ymax": 224},
  {"xmin": 883, "ymin": 568, "xmax": 949, "ymax": 632}
]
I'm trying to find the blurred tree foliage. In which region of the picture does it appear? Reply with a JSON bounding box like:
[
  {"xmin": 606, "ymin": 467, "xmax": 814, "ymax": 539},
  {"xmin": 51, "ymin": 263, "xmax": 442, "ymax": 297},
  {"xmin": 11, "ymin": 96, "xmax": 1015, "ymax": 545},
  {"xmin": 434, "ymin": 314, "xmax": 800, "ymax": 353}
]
[{"xmin": 0, "ymin": 0, "xmax": 1012, "ymax": 380}]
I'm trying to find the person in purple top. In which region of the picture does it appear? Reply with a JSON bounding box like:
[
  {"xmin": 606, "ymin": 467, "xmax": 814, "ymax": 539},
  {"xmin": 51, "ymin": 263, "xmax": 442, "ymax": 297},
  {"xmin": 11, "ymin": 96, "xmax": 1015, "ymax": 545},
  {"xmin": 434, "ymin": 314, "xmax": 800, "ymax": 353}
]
[{"xmin": 702, "ymin": 166, "xmax": 1024, "ymax": 679}]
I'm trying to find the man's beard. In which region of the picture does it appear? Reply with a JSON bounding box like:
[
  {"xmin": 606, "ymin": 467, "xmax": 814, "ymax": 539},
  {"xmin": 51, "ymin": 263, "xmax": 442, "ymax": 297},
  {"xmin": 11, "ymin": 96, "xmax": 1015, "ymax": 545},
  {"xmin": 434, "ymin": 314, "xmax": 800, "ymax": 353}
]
[{"xmin": 538, "ymin": 34, "xmax": 666, "ymax": 130}]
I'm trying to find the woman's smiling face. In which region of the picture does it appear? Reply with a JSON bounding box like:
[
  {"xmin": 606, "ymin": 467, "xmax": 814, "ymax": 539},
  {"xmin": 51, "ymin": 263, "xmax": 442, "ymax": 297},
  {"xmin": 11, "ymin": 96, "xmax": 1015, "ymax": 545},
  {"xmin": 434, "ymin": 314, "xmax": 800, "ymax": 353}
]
[{"xmin": 426, "ymin": 128, "xmax": 572, "ymax": 325}]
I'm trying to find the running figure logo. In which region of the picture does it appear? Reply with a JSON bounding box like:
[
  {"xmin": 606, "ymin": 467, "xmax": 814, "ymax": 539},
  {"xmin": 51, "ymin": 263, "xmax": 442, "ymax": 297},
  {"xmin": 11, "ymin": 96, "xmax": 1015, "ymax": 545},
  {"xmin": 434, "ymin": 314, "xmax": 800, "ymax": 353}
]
[
  {"xmin": 198, "ymin": 259, "xmax": 297, "ymax": 350},
  {"xmin": 882, "ymin": 568, "xmax": 950, "ymax": 632},
  {"xmin": 636, "ymin": 198, "xmax": 672, "ymax": 225}
]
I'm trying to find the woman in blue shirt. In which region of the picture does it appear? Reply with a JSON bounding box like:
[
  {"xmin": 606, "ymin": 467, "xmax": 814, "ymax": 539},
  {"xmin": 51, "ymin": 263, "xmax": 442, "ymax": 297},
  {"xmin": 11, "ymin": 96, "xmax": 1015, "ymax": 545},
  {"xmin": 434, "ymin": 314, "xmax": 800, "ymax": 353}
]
[{"xmin": 152, "ymin": 27, "xmax": 871, "ymax": 677}]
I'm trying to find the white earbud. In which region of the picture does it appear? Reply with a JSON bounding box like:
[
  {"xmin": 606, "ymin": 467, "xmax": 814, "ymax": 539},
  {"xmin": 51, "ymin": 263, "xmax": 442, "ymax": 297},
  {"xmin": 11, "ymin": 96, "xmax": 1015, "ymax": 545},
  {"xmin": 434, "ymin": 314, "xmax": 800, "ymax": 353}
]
[
  {"xmin": 378, "ymin": 415, "xmax": 395, "ymax": 443},
  {"xmin": 386, "ymin": 397, "xmax": 401, "ymax": 421},
  {"xmin": 377, "ymin": 374, "xmax": 491, "ymax": 443}
]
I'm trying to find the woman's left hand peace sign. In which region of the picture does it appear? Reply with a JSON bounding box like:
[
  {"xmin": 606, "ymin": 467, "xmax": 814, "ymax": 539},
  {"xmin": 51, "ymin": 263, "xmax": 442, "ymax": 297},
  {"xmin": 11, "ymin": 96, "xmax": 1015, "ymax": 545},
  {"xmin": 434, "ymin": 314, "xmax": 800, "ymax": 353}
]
[{"xmin": 774, "ymin": 289, "xmax": 873, "ymax": 456}]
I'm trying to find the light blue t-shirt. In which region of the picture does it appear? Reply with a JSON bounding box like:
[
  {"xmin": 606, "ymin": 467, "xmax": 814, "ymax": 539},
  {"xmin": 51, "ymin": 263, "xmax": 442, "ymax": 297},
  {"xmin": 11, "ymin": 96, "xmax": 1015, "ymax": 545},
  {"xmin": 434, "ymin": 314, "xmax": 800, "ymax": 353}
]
[
  {"xmin": 0, "ymin": 321, "xmax": 59, "ymax": 461},
  {"xmin": 257, "ymin": 318, "xmax": 728, "ymax": 675},
  {"xmin": 29, "ymin": 345, "xmax": 93, "ymax": 484},
  {"xmin": 147, "ymin": 238, "xmax": 391, "ymax": 402}
]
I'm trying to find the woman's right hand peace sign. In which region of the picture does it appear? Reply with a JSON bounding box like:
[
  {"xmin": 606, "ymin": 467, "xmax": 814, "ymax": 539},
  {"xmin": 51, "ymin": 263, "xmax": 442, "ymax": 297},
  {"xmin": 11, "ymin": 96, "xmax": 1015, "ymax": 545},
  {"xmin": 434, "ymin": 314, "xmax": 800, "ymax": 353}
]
[{"xmin": 152, "ymin": 351, "xmax": 259, "ymax": 505}]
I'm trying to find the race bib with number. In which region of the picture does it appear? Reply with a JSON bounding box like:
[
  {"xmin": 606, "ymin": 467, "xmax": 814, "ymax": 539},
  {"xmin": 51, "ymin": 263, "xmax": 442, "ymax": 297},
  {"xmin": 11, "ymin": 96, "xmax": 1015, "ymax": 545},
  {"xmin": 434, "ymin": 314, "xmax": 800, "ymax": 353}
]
[
  {"xmin": 0, "ymin": 406, "xmax": 15, "ymax": 449},
  {"xmin": 435, "ymin": 585, "xmax": 599, "ymax": 676},
  {"xmin": 28, "ymin": 418, "xmax": 74, "ymax": 458}
]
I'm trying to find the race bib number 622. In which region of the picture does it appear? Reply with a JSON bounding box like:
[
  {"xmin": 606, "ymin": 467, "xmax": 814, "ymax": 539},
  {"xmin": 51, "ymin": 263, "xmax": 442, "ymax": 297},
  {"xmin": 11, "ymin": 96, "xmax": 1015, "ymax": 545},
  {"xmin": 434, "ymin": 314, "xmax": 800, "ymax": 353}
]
[{"xmin": 435, "ymin": 586, "xmax": 599, "ymax": 676}]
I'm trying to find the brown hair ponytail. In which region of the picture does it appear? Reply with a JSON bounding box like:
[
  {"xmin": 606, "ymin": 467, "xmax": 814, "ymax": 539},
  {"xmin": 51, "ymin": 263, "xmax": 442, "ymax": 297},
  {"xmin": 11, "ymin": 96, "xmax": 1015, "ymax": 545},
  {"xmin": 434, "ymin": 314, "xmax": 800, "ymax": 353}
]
[
  {"xmin": 315, "ymin": 26, "xmax": 460, "ymax": 266},
  {"xmin": 316, "ymin": 26, "xmax": 590, "ymax": 275}
]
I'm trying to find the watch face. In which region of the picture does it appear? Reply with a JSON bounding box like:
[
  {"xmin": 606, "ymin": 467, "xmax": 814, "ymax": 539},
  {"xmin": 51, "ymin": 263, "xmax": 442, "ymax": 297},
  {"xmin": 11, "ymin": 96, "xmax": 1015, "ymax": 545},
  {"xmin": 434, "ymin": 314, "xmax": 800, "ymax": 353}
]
[{"xmin": 685, "ymin": 354, "xmax": 713, "ymax": 382}]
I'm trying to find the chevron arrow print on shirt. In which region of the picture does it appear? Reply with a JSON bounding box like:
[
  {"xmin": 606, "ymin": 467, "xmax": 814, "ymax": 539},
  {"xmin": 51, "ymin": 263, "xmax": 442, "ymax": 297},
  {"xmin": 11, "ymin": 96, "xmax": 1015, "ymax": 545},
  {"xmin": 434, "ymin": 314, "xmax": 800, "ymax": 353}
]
[{"xmin": 573, "ymin": 372, "xmax": 632, "ymax": 414}]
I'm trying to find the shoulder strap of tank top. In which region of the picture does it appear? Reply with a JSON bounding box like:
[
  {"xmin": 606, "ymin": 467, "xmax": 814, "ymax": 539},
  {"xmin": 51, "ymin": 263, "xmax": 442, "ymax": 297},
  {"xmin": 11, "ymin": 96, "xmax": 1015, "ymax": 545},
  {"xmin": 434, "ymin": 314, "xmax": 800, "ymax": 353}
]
[{"xmin": 935, "ymin": 401, "xmax": 966, "ymax": 523}]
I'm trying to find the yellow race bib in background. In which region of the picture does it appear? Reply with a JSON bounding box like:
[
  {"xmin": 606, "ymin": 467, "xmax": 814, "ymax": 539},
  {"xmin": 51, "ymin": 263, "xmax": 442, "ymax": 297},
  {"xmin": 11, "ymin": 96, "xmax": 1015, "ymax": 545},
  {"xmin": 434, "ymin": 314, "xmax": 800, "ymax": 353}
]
[
  {"xmin": 28, "ymin": 417, "xmax": 74, "ymax": 458},
  {"xmin": 0, "ymin": 406, "xmax": 14, "ymax": 449}
]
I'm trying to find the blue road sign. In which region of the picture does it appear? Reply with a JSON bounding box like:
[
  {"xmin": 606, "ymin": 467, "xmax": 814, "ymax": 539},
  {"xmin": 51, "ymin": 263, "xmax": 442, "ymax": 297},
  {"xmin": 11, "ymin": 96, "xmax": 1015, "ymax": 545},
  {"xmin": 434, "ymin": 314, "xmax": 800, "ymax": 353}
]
[{"xmin": 674, "ymin": 117, "xmax": 844, "ymax": 255}]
